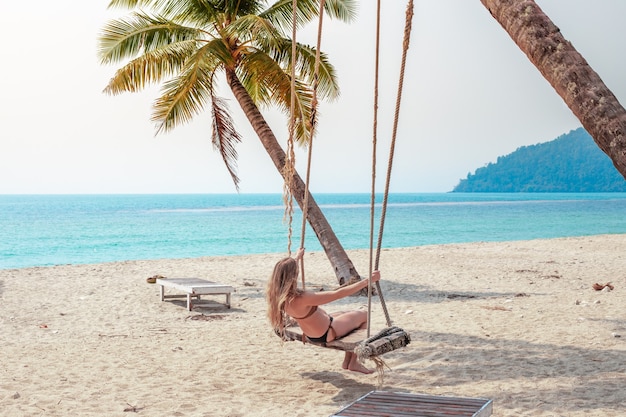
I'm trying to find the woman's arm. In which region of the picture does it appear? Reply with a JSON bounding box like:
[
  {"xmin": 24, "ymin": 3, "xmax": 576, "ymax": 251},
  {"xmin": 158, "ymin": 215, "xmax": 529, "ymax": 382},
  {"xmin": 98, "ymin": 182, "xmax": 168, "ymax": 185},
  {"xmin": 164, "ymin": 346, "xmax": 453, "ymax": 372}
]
[{"xmin": 299, "ymin": 271, "xmax": 381, "ymax": 306}]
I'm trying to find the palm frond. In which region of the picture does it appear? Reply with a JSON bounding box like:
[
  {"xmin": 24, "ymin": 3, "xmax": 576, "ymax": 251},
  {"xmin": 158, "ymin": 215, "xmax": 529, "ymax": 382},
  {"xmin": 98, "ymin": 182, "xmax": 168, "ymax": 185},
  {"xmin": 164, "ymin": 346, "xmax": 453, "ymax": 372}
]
[
  {"xmin": 151, "ymin": 45, "xmax": 220, "ymax": 133},
  {"xmin": 261, "ymin": 0, "xmax": 319, "ymax": 31},
  {"xmin": 239, "ymin": 52, "xmax": 314, "ymax": 143},
  {"xmin": 239, "ymin": 46, "xmax": 334, "ymax": 144},
  {"xmin": 99, "ymin": 11, "xmax": 200, "ymax": 64},
  {"xmin": 262, "ymin": 0, "xmax": 356, "ymax": 32},
  {"xmin": 322, "ymin": 0, "xmax": 358, "ymax": 22},
  {"xmin": 269, "ymin": 39, "xmax": 339, "ymax": 101},
  {"xmin": 225, "ymin": 14, "xmax": 283, "ymax": 46},
  {"xmin": 145, "ymin": 0, "xmax": 222, "ymax": 26},
  {"xmin": 107, "ymin": 0, "xmax": 144, "ymax": 9},
  {"xmin": 128, "ymin": 0, "xmax": 263, "ymax": 21},
  {"xmin": 287, "ymin": 79, "xmax": 315, "ymax": 144},
  {"xmin": 103, "ymin": 40, "xmax": 200, "ymax": 94},
  {"xmin": 211, "ymin": 94, "xmax": 242, "ymax": 190},
  {"xmin": 236, "ymin": 50, "xmax": 281, "ymax": 105},
  {"xmin": 223, "ymin": 0, "xmax": 265, "ymax": 18},
  {"xmin": 106, "ymin": 0, "xmax": 215, "ymax": 14}
]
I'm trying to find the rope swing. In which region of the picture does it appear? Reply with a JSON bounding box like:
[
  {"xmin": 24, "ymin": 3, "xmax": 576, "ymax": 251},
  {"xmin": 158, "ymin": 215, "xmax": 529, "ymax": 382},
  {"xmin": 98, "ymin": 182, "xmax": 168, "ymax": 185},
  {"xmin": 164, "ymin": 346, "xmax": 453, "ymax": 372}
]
[
  {"xmin": 282, "ymin": 0, "xmax": 299, "ymax": 260},
  {"xmin": 281, "ymin": 1, "xmax": 414, "ymax": 380},
  {"xmin": 284, "ymin": 0, "xmax": 325, "ymax": 291},
  {"xmin": 366, "ymin": 0, "xmax": 414, "ymax": 335},
  {"xmin": 297, "ymin": 0, "xmax": 326, "ymax": 290},
  {"xmin": 355, "ymin": 0, "xmax": 414, "ymax": 377}
]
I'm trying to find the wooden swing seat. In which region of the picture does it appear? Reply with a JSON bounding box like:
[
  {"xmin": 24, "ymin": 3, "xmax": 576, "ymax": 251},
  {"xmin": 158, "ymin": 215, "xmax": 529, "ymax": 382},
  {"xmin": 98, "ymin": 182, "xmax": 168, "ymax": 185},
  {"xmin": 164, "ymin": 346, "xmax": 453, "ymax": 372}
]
[{"xmin": 282, "ymin": 323, "xmax": 411, "ymax": 357}]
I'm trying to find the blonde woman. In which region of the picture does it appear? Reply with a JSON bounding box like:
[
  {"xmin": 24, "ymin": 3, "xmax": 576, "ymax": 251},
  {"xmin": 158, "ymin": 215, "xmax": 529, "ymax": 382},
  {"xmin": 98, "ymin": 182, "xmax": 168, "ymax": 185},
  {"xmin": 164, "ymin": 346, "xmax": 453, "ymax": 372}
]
[{"xmin": 266, "ymin": 248, "xmax": 381, "ymax": 374}]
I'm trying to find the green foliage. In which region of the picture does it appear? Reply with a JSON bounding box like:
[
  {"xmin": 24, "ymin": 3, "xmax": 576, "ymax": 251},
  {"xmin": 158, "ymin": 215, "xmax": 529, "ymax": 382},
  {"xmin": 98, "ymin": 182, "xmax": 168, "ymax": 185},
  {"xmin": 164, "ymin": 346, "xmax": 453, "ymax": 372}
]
[
  {"xmin": 453, "ymin": 128, "xmax": 626, "ymax": 192},
  {"xmin": 99, "ymin": 0, "xmax": 355, "ymax": 190}
]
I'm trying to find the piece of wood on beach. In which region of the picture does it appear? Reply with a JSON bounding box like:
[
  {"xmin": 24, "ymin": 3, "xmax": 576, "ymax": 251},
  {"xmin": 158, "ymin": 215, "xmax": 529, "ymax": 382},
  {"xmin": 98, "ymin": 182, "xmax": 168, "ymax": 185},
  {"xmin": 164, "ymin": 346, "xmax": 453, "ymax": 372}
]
[{"xmin": 332, "ymin": 390, "xmax": 493, "ymax": 417}]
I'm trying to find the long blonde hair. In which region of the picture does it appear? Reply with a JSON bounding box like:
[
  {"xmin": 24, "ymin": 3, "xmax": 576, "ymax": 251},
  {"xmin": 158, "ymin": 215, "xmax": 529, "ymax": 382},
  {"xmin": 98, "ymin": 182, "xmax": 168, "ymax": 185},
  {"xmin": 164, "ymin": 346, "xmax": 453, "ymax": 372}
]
[{"xmin": 266, "ymin": 257, "xmax": 301, "ymax": 338}]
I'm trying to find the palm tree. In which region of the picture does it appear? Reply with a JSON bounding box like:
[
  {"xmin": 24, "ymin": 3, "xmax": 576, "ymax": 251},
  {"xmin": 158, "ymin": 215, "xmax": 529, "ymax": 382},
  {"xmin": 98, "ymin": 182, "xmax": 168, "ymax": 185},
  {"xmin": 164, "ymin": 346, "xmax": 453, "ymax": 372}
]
[
  {"xmin": 98, "ymin": 0, "xmax": 361, "ymax": 284},
  {"xmin": 480, "ymin": 0, "xmax": 626, "ymax": 178}
]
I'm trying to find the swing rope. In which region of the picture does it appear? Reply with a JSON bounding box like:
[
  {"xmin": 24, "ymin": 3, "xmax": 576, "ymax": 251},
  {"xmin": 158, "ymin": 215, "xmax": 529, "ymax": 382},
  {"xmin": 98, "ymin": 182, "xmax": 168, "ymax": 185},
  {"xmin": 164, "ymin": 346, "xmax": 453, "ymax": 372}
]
[
  {"xmin": 282, "ymin": 0, "xmax": 299, "ymax": 259},
  {"xmin": 298, "ymin": 0, "xmax": 327, "ymax": 291},
  {"xmin": 367, "ymin": 0, "xmax": 382, "ymax": 337},
  {"xmin": 367, "ymin": 0, "xmax": 414, "ymax": 333}
]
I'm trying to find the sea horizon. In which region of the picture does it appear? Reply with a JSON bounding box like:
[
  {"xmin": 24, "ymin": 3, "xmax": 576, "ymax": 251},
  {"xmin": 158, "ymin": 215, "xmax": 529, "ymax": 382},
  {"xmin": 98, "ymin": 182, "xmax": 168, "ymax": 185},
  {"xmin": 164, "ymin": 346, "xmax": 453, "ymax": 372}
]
[{"xmin": 2, "ymin": 192, "xmax": 626, "ymax": 270}]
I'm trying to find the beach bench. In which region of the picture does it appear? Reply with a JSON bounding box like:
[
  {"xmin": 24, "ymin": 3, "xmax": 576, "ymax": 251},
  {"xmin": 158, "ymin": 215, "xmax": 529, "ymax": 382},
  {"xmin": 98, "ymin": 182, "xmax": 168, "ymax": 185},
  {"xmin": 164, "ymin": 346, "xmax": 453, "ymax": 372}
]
[
  {"xmin": 156, "ymin": 278, "xmax": 234, "ymax": 311},
  {"xmin": 332, "ymin": 391, "xmax": 492, "ymax": 417}
]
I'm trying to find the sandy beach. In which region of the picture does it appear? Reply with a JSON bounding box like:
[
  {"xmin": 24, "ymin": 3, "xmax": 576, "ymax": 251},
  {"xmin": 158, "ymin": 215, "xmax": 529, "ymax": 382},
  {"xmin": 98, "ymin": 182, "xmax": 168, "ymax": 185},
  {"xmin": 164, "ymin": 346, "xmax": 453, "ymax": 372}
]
[{"xmin": 1, "ymin": 234, "xmax": 624, "ymax": 416}]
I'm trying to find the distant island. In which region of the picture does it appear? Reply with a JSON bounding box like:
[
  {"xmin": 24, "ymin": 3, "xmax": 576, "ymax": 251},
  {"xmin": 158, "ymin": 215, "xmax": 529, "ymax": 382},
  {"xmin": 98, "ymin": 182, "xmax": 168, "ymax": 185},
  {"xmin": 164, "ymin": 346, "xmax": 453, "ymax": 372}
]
[{"xmin": 452, "ymin": 127, "xmax": 626, "ymax": 192}]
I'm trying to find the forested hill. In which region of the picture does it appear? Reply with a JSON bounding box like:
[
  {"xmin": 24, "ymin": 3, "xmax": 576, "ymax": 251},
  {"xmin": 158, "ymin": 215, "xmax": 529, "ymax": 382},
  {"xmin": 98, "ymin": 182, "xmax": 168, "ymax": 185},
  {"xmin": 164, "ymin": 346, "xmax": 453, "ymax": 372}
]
[{"xmin": 452, "ymin": 128, "xmax": 626, "ymax": 192}]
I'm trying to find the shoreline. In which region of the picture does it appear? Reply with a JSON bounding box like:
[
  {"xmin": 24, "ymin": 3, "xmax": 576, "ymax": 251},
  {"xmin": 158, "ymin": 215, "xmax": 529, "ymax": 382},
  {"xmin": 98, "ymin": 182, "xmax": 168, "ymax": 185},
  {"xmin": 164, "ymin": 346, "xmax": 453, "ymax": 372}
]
[
  {"xmin": 1, "ymin": 234, "xmax": 625, "ymax": 416},
  {"xmin": 4, "ymin": 231, "xmax": 626, "ymax": 272}
]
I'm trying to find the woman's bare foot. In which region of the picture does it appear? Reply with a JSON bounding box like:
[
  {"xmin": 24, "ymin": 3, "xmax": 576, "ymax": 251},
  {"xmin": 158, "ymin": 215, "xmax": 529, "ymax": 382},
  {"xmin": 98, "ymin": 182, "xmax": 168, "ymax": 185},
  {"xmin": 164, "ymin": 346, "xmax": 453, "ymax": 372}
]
[
  {"xmin": 347, "ymin": 355, "xmax": 374, "ymax": 374},
  {"xmin": 342, "ymin": 352, "xmax": 351, "ymax": 370}
]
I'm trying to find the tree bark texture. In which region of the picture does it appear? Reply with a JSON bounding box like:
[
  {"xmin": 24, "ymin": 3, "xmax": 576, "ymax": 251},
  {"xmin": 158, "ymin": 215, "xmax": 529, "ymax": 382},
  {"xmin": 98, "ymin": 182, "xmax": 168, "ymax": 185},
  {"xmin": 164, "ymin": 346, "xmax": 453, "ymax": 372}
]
[
  {"xmin": 226, "ymin": 69, "xmax": 359, "ymax": 285},
  {"xmin": 481, "ymin": 0, "xmax": 626, "ymax": 179}
]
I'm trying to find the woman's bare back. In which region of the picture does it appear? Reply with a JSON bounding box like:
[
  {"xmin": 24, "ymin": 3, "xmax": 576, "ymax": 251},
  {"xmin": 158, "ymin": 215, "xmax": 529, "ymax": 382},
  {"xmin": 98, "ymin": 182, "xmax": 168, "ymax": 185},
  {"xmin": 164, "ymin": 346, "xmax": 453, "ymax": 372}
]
[{"xmin": 285, "ymin": 295, "xmax": 333, "ymax": 339}]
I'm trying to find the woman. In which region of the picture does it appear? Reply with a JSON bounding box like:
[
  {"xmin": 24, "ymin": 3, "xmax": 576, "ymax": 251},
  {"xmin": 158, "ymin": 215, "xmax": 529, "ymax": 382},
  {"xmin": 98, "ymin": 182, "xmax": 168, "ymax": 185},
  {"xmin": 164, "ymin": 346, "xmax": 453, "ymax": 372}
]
[{"xmin": 266, "ymin": 248, "xmax": 381, "ymax": 374}]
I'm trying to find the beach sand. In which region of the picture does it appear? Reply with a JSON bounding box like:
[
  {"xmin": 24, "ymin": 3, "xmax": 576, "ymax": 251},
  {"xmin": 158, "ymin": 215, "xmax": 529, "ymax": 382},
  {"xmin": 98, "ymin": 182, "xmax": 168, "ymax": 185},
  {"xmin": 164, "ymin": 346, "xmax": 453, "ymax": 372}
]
[{"xmin": 1, "ymin": 234, "xmax": 624, "ymax": 416}]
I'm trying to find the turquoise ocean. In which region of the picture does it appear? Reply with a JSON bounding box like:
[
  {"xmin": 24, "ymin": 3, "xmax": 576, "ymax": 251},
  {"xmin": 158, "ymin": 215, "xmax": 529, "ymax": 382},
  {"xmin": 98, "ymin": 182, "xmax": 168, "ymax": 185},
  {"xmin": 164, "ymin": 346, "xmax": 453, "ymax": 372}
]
[{"xmin": 1, "ymin": 193, "xmax": 626, "ymax": 270}]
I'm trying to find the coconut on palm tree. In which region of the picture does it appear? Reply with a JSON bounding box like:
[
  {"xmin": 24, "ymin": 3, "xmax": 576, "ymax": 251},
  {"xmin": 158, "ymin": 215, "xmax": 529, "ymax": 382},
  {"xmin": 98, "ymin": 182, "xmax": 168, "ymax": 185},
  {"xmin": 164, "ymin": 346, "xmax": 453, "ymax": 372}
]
[{"xmin": 98, "ymin": 0, "xmax": 361, "ymax": 284}]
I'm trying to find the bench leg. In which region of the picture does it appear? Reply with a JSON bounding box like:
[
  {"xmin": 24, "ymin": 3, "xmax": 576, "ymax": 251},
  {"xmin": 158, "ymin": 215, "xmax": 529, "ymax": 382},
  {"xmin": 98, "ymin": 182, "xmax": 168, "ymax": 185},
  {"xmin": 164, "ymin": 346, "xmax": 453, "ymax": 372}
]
[
  {"xmin": 187, "ymin": 294, "xmax": 192, "ymax": 311},
  {"xmin": 160, "ymin": 284, "xmax": 164, "ymax": 302},
  {"xmin": 226, "ymin": 293, "xmax": 231, "ymax": 309}
]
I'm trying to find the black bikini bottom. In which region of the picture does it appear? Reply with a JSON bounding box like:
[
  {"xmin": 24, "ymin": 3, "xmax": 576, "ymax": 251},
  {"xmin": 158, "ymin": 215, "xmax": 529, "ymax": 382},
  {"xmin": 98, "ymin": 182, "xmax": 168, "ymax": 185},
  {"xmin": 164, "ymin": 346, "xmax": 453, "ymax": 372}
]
[{"xmin": 306, "ymin": 316, "xmax": 333, "ymax": 343}]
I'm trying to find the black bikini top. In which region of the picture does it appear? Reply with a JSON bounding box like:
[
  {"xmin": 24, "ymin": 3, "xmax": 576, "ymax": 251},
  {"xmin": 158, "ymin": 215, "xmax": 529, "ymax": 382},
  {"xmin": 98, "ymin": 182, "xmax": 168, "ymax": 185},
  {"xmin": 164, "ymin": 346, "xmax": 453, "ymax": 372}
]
[{"xmin": 292, "ymin": 305, "xmax": 318, "ymax": 320}]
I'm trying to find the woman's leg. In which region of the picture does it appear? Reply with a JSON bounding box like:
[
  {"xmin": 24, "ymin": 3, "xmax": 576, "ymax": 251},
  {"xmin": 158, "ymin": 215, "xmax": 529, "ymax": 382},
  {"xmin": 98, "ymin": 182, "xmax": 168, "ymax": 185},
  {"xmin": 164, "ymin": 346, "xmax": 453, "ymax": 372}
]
[
  {"xmin": 328, "ymin": 310, "xmax": 368, "ymax": 340},
  {"xmin": 342, "ymin": 352, "xmax": 351, "ymax": 369},
  {"xmin": 342, "ymin": 351, "xmax": 374, "ymax": 374},
  {"xmin": 329, "ymin": 311, "xmax": 373, "ymax": 374}
]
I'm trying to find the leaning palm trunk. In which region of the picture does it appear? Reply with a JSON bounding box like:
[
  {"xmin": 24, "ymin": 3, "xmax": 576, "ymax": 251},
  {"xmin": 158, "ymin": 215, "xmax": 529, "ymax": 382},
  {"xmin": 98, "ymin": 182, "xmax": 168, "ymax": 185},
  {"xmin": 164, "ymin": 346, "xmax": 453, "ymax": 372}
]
[
  {"xmin": 226, "ymin": 69, "xmax": 358, "ymax": 285},
  {"xmin": 481, "ymin": 0, "xmax": 626, "ymax": 178}
]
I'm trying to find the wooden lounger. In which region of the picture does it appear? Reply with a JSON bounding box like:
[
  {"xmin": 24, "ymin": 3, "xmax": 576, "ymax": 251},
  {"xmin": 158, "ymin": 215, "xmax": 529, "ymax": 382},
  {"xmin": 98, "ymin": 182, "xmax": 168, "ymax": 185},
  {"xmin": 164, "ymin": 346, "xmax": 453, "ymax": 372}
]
[
  {"xmin": 156, "ymin": 278, "xmax": 234, "ymax": 311},
  {"xmin": 332, "ymin": 391, "xmax": 493, "ymax": 417}
]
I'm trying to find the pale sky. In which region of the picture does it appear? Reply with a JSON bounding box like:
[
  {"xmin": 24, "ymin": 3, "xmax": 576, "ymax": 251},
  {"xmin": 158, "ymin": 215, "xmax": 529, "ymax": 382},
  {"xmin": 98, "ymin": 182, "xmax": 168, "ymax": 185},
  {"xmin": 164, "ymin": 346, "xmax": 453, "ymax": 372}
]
[{"xmin": 1, "ymin": 1, "xmax": 624, "ymax": 194}]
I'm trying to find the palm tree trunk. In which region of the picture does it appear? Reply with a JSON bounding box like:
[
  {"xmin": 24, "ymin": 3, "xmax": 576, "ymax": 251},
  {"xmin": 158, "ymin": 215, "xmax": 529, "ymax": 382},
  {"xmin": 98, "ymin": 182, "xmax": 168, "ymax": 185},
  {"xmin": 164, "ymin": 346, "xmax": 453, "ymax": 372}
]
[
  {"xmin": 226, "ymin": 69, "xmax": 359, "ymax": 285},
  {"xmin": 480, "ymin": 0, "xmax": 626, "ymax": 178}
]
